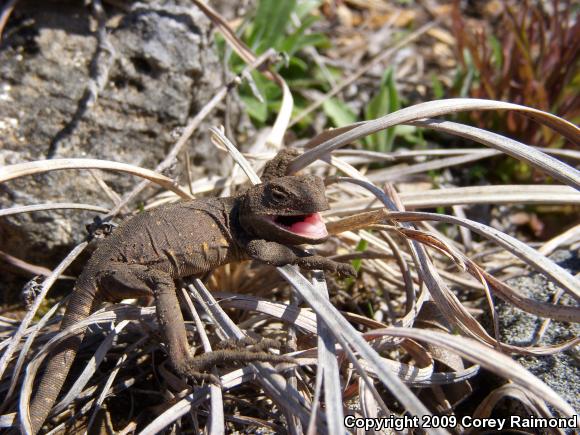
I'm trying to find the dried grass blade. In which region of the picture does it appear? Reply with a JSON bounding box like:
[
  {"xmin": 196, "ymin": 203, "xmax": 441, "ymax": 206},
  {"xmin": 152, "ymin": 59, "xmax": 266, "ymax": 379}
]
[
  {"xmin": 0, "ymin": 250, "xmax": 74, "ymax": 279},
  {"xmin": 330, "ymin": 178, "xmax": 506, "ymax": 349},
  {"xmin": 538, "ymin": 224, "xmax": 580, "ymax": 256},
  {"xmin": 0, "ymin": 203, "xmax": 110, "ymax": 217},
  {"xmin": 368, "ymin": 150, "xmax": 499, "ymax": 182},
  {"xmin": 210, "ymin": 128, "xmax": 261, "ymax": 185},
  {"xmin": 398, "ymin": 185, "xmax": 580, "ymax": 208},
  {"xmin": 305, "ymin": 359, "xmax": 324, "ymax": 435},
  {"xmin": 85, "ymin": 336, "xmax": 148, "ymax": 433},
  {"xmin": 19, "ymin": 303, "xmax": 144, "ymax": 433},
  {"xmin": 139, "ymin": 386, "xmax": 211, "ymax": 435},
  {"xmin": 190, "ymin": 0, "xmax": 263, "ymax": 74},
  {"xmin": 190, "ymin": 0, "xmax": 291, "ymax": 145},
  {"xmin": 0, "ymin": 159, "xmax": 192, "ymax": 199},
  {"xmin": 268, "ymin": 72, "xmax": 293, "ymax": 147},
  {"xmin": 215, "ymin": 294, "xmax": 318, "ymax": 333},
  {"xmin": 387, "ymin": 211, "xmax": 580, "ymax": 301},
  {"xmin": 472, "ymin": 384, "xmax": 556, "ymax": 422},
  {"xmin": 191, "ymin": 281, "xmax": 314, "ymax": 428},
  {"xmin": 1, "ymin": 242, "xmax": 88, "ymax": 382},
  {"xmin": 0, "ymin": 300, "xmax": 64, "ymax": 413},
  {"xmin": 290, "ymin": 99, "xmax": 580, "ymax": 173},
  {"xmin": 476, "ymin": 269, "xmax": 580, "ymax": 326},
  {"xmin": 326, "ymin": 186, "xmax": 580, "ymax": 218},
  {"xmin": 381, "ymin": 328, "xmax": 577, "ymax": 417},
  {"xmin": 312, "ymin": 275, "xmax": 344, "ymax": 434},
  {"xmin": 359, "ymin": 381, "xmax": 380, "ymax": 431},
  {"xmin": 408, "ymin": 119, "xmax": 580, "ymax": 189},
  {"xmin": 55, "ymin": 321, "xmax": 130, "ymax": 414},
  {"xmin": 0, "ymin": 413, "xmax": 16, "ymax": 429},
  {"xmin": 180, "ymin": 288, "xmax": 224, "ymax": 435},
  {"xmin": 277, "ymin": 267, "xmax": 447, "ymax": 434}
]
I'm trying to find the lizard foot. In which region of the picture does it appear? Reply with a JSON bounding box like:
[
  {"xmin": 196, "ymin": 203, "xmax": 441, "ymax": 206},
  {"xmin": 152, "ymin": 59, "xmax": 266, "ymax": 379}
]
[
  {"xmin": 185, "ymin": 345, "xmax": 295, "ymax": 385},
  {"xmin": 296, "ymin": 255, "xmax": 357, "ymax": 278},
  {"xmin": 335, "ymin": 262, "xmax": 357, "ymax": 278},
  {"xmin": 215, "ymin": 336, "xmax": 282, "ymax": 353},
  {"xmin": 187, "ymin": 370, "xmax": 222, "ymax": 386}
]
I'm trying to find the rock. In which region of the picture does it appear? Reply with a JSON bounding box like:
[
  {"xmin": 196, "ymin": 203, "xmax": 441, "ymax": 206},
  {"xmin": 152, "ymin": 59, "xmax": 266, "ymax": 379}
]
[
  {"xmin": 494, "ymin": 250, "xmax": 580, "ymax": 413},
  {"xmin": 0, "ymin": 1, "xmax": 241, "ymax": 299}
]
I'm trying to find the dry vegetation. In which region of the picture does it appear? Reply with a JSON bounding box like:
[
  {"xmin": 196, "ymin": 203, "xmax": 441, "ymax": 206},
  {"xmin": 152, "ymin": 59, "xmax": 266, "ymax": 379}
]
[{"xmin": 0, "ymin": 0, "xmax": 579, "ymax": 434}]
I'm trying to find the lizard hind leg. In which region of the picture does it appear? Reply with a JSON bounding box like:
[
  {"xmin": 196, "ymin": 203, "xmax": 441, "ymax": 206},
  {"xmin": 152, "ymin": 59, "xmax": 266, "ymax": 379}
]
[
  {"xmin": 97, "ymin": 264, "xmax": 200, "ymax": 385},
  {"xmin": 100, "ymin": 265, "xmax": 297, "ymax": 385}
]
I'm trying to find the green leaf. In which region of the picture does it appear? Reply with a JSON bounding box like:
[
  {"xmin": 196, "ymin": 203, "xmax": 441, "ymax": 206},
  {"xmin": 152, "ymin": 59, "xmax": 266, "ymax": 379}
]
[
  {"xmin": 364, "ymin": 68, "xmax": 400, "ymax": 152},
  {"xmin": 489, "ymin": 35, "xmax": 503, "ymax": 70},
  {"xmin": 323, "ymin": 98, "xmax": 357, "ymax": 127},
  {"xmin": 281, "ymin": 31, "xmax": 329, "ymax": 57},
  {"xmin": 240, "ymin": 95, "xmax": 268, "ymax": 123},
  {"xmin": 295, "ymin": 0, "xmax": 323, "ymax": 19},
  {"xmin": 249, "ymin": 0, "xmax": 297, "ymax": 53},
  {"xmin": 278, "ymin": 12, "xmax": 328, "ymax": 55},
  {"xmin": 431, "ymin": 73, "xmax": 445, "ymax": 99},
  {"xmin": 351, "ymin": 239, "xmax": 368, "ymax": 272},
  {"xmin": 459, "ymin": 48, "xmax": 476, "ymax": 98},
  {"xmin": 398, "ymin": 125, "xmax": 425, "ymax": 147},
  {"xmin": 286, "ymin": 56, "xmax": 308, "ymax": 72}
]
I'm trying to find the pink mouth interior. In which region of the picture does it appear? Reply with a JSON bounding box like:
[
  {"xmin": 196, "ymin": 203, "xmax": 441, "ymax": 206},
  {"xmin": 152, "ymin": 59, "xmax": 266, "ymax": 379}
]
[{"xmin": 272, "ymin": 212, "xmax": 328, "ymax": 239}]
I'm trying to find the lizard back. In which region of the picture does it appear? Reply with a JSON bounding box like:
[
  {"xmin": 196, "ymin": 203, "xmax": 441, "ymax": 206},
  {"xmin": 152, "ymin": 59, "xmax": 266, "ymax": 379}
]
[{"xmin": 92, "ymin": 196, "xmax": 243, "ymax": 278}]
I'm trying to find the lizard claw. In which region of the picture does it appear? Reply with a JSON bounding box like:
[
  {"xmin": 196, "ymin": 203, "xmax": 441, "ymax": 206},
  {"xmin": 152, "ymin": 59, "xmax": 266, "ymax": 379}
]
[
  {"xmin": 336, "ymin": 263, "xmax": 357, "ymax": 278},
  {"xmin": 189, "ymin": 370, "xmax": 223, "ymax": 387}
]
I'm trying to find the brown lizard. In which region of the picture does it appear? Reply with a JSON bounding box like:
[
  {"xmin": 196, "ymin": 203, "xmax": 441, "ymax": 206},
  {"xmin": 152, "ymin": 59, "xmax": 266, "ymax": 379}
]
[{"xmin": 26, "ymin": 149, "xmax": 355, "ymax": 433}]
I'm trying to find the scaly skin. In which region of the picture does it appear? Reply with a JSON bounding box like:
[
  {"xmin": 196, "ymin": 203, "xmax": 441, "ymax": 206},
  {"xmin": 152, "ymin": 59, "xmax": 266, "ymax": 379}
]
[{"xmin": 27, "ymin": 149, "xmax": 355, "ymax": 433}]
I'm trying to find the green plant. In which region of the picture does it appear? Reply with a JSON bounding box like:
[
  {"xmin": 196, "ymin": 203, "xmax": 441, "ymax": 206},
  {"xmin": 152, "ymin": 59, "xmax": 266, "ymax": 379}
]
[
  {"xmin": 224, "ymin": 0, "xmax": 330, "ymax": 125},
  {"xmin": 364, "ymin": 69, "xmax": 400, "ymax": 152},
  {"xmin": 322, "ymin": 68, "xmax": 424, "ymax": 153},
  {"xmin": 451, "ymin": 0, "xmax": 579, "ymax": 149}
]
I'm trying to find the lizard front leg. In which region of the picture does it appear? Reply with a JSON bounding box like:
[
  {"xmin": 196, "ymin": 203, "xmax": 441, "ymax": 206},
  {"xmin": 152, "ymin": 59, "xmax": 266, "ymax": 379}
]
[{"xmin": 246, "ymin": 239, "xmax": 356, "ymax": 278}]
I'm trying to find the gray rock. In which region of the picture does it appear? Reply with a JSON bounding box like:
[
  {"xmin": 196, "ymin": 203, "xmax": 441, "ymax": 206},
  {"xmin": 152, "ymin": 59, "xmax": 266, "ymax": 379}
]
[
  {"xmin": 494, "ymin": 250, "xmax": 579, "ymax": 413},
  {"xmin": 0, "ymin": 1, "xmax": 242, "ymax": 297}
]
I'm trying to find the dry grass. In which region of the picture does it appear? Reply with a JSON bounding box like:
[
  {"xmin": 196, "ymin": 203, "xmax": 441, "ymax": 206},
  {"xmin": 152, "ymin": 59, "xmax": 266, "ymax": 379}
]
[{"xmin": 0, "ymin": 1, "xmax": 579, "ymax": 434}]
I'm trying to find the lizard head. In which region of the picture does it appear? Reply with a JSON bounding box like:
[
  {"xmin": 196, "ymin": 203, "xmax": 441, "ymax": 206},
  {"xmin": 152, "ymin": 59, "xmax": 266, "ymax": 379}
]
[{"xmin": 240, "ymin": 174, "xmax": 330, "ymax": 245}]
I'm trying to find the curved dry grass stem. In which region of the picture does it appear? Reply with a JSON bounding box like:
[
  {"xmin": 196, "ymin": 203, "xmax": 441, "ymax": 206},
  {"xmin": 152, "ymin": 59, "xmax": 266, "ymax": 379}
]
[
  {"xmin": 382, "ymin": 328, "xmax": 577, "ymax": 417},
  {"xmin": 0, "ymin": 242, "xmax": 88, "ymax": 382},
  {"xmin": 291, "ymin": 99, "xmax": 580, "ymax": 187},
  {"xmin": 0, "ymin": 203, "xmax": 110, "ymax": 217},
  {"xmin": 0, "ymin": 159, "xmax": 192, "ymax": 199},
  {"xmin": 325, "ymin": 175, "xmax": 579, "ymax": 351},
  {"xmin": 190, "ymin": 0, "xmax": 292, "ymax": 147},
  {"xmin": 0, "ymin": 0, "xmax": 18, "ymax": 41},
  {"xmin": 408, "ymin": 119, "xmax": 580, "ymax": 188},
  {"xmin": 387, "ymin": 211, "xmax": 580, "ymax": 302}
]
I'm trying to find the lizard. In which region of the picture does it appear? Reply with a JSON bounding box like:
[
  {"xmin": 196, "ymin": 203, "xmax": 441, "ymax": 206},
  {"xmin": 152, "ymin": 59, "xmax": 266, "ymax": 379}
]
[{"xmin": 26, "ymin": 148, "xmax": 356, "ymax": 434}]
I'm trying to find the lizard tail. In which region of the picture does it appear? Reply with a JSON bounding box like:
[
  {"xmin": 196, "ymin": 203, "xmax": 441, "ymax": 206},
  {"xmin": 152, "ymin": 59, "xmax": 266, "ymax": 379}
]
[{"xmin": 28, "ymin": 274, "xmax": 100, "ymax": 434}]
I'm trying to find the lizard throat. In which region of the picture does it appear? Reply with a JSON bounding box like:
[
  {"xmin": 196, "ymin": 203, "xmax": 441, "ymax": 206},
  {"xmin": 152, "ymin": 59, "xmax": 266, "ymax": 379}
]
[{"xmin": 267, "ymin": 212, "xmax": 328, "ymax": 239}]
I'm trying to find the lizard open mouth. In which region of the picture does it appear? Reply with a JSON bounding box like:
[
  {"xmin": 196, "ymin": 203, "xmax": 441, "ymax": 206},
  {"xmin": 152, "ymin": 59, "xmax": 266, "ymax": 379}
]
[{"xmin": 267, "ymin": 212, "xmax": 328, "ymax": 239}]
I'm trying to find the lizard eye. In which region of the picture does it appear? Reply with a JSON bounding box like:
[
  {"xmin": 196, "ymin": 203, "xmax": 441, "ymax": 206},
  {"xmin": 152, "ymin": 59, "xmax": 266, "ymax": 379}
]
[{"xmin": 270, "ymin": 186, "xmax": 287, "ymax": 202}]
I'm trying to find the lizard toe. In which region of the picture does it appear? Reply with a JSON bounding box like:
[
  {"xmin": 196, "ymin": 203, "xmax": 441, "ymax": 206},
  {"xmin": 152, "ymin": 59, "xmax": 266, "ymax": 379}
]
[{"xmin": 336, "ymin": 263, "xmax": 357, "ymax": 278}]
